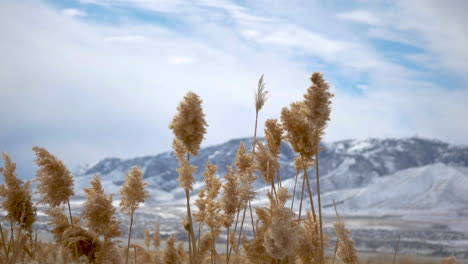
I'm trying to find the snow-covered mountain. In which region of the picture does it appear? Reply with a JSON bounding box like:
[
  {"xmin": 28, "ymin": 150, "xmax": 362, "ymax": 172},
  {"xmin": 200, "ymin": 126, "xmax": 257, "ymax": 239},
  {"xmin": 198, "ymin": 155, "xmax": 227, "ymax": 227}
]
[{"xmin": 74, "ymin": 137, "xmax": 468, "ymax": 214}]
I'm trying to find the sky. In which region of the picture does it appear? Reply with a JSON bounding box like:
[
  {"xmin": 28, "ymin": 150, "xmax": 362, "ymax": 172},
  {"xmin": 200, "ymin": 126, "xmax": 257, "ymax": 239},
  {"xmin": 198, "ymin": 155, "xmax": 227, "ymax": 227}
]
[{"xmin": 1, "ymin": 0, "xmax": 468, "ymax": 179}]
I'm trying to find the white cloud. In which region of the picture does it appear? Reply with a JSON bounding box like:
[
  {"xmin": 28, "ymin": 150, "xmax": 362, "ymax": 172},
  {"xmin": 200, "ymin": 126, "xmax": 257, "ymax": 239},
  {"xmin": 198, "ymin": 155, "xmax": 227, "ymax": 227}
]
[
  {"xmin": 167, "ymin": 56, "xmax": 194, "ymax": 65},
  {"xmin": 62, "ymin": 8, "xmax": 86, "ymax": 17},
  {"xmin": 336, "ymin": 10, "xmax": 381, "ymax": 25},
  {"xmin": 104, "ymin": 35, "xmax": 146, "ymax": 42}
]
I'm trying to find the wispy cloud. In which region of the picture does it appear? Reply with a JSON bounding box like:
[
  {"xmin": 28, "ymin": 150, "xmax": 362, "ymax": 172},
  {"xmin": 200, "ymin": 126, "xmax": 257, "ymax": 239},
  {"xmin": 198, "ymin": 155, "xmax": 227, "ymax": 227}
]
[
  {"xmin": 168, "ymin": 56, "xmax": 194, "ymax": 65},
  {"xmin": 336, "ymin": 10, "xmax": 381, "ymax": 25},
  {"xmin": 62, "ymin": 8, "xmax": 87, "ymax": 17}
]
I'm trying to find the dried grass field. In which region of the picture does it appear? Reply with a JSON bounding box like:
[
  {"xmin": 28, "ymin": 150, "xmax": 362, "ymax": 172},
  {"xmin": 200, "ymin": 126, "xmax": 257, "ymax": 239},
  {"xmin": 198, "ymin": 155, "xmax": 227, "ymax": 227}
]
[{"xmin": 1, "ymin": 73, "xmax": 466, "ymax": 263}]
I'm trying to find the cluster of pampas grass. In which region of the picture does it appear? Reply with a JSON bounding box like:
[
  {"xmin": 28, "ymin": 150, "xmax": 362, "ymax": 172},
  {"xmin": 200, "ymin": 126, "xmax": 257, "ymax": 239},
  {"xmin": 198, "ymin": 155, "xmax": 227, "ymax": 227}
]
[{"xmin": 0, "ymin": 73, "xmax": 464, "ymax": 264}]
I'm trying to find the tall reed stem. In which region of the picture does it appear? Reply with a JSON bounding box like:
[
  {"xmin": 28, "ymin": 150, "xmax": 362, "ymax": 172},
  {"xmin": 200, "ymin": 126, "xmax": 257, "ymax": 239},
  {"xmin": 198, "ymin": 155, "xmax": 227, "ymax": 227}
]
[
  {"xmin": 9, "ymin": 217, "xmax": 15, "ymax": 259},
  {"xmin": 125, "ymin": 210, "xmax": 134, "ymax": 264},
  {"xmin": 188, "ymin": 228, "xmax": 193, "ymax": 264},
  {"xmin": 234, "ymin": 203, "xmax": 247, "ymax": 263},
  {"xmin": 301, "ymin": 156, "xmax": 317, "ymax": 223},
  {"xmin": 314, "ymin": 133, "xmax": 324, "ymax": 264},
  {"xmin": 185, "ymin": 188, "xmax": 197, "ymax": 264},
  {"xmin": 67, "ymin": 199, "xmax": 74, "ymax": 228},
  {"xmin": 0, "ymin": 221, "xmax": 9, "ymax": 262},
  {"xmin": 225, "ymin": 226, "xmax": 230, "ymax": 264},
  {"xmin": 133, "ymin": 246, "xmax": 137, "ymax": 264},
  {"xmin": 393, "ymin": 236, "xmax": 400, "ymax": 264},
  {"xmin": 186, "ymin": 154, "xmax": 198, "ymax": 264},
  {"xmin": 291, "ymin": 170, "xmax": 300, "ymax": 210},
  {"xmin": 297, "ymin": 171, "xmax": 306, "ymax": 221},
  {"xmin": 227, "ymin": 209, "xmax": 241, "ymax": 264}
]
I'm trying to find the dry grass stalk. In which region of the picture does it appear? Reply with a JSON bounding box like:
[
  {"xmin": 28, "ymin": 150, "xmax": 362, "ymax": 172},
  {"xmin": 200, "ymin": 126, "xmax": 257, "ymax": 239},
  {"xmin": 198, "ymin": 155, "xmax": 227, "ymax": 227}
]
[
  {"xmin": 297, "ymin": 211, "xmax": 321, "ymax": 264},
  {"xmin": 440, "ymin": 256, "xmax": 458, "ymax": 264},
  {"xmin": 170, "ymin": 91, "xmax": 207, "ymax": 264},
  {"xmin": 83, "ymin": 174, "xmax": 121, "ymax": 240},
  {"xmin": 33, "ymin": 146, "xmax": 74, "ymax": 229},
  {"xmin": 255, "ymin": 74, "xmax": 268, "ymax": 115},
  {"xmin": 120, "ymin": 166, "xmax": 149, "ymax": 264},
  {"xmin": 144, "ymin": 229, "xmax": 151, "ymax": 250},
  {"xmin": 264, "ymin": 188, "xmax": 298, "ymax": 260},
  {"xmin": 254, "ymin": 140, "xmax": 277, "ymax": 185},
  {"xmin": 154, "ymin": 224, "xmax": 161, "ymax": 250},
  {"xmin": 197, "ymin": 161, "xmax": 223, "ymax": 263},
  {"xmin": 221, "ymin": 166, "xmax": 240, "ymax": 264},
  {"xmin": 169, "ymin": 91, "xmax": 208, "ymax": 157},
  {"xmin": 164, "ymin": 234, "xmax": 182, "ymax": 264},
  {"xmin": 303, "ymin": 72, "xmax": 334, "ymax": 264},
  {"xmin": 0, "ymin": 152, "xmax": 36, "ymax": 261},
  {"xmin": 62, "ymin": 225, "xmax": 101, "ymax": 263},
  {"xmin": 264, "ymin": 119, "xmax": 284, "ymax": 188},
  {"xmin": 231, "ymin": 143, "xmax": 256, "ymax": 261},
  {"xmin": 334, "ymin": 221, "xmax": 359, "ymax": 264}
]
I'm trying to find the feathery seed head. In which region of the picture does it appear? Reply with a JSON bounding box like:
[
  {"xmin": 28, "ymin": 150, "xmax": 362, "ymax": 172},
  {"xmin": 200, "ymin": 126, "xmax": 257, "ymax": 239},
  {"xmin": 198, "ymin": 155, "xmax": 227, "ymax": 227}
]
[
  {"xmin": 169, "ymin": 91, "xmax": 207, "ymax": 156},
  {"xmin": 441, "ymin": 256, "xmax": 459, "ymax": 264},
  {"xmin": 83, "ymin": 175, "xmax": 121, "ymax": 238},
  {"xmin": 255, "ymin": 74, "xmax": 268, "ymax": 114},
  {"xmin": 281, "ymin": 102, "xmax": 316, "ymax": 159},
  {"xmin": 63, "ymin": 226, "xmax": 101, "ymax": 263},
  {"xmin": 297, "ymin": 211, "xmax": 322, "ymax": 264},
  {"xmin": 304, "ymin": 72, "xmax": 334, "ymax": 131},
  {"xmin": 221, "ymin": 166, "xmax": 240, "ymax": 228},
  {"xmin": 164, "ymin": 234, "xmax": 182, "ymax": 264},
  {"xmin": 254, "ymin": 140, "xmax": 277, "ymax": 184},
  {"xmin": 264, "ymin": 119, "xmax": 283, "ymax": 157},
  {"xmin": 33, "ymin": 146, "xmax": 74, "ymax": 207},
  {"xmin": 153, "ymin": 224, "xmax": 161, "ymax": 249},
  {"xmin": 277, "ymin": 187, "xmax": 291, "ymax": 207},
  {"xmin": 334, "ymin": 221, "xmax": 359, "ymax": 264},
  {"xmin": 144, "ymin": 229, "xmax": 151, "ymax": 249},
  {"xmin": 174, "ymin": 138, "xmax": 197, "ymax": 191},
  {"xmin": 263, "ymin": 206, "xmax": 298, "ymax": 260},
  {"xmin": 46, "ymin": 207, "xmax": 71, "ymax": 243},
  {"xmin": 294, "ymin": 155, "xmax": 314, "ymax": 173},
  {"xmin": 120, "ymin": 166, "xmax": 150, "ymax": 215},
  {"xmin": 0, "ymin": 152, "xmax": 36, "ymax": 232},
  {"xmin": 236, "ymin": 143, "xmax": 256, "ymax": 202}
]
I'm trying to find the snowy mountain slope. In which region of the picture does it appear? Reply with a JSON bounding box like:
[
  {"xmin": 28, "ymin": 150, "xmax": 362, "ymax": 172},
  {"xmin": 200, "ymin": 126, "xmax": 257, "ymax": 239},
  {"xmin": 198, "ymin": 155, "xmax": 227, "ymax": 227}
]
[
  {"xmin": 74, "ymin": 137, "xmax": 468, "ymax": 213},
  {"xmin": 320, "ymin": 163, "xmax": 468, "ymax": 214}
]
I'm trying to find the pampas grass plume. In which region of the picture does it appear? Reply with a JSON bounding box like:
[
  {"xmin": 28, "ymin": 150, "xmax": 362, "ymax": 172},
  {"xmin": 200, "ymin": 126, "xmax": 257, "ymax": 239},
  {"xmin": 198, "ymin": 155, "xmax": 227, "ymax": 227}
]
[
  {"xmin": 173, "ymin": 139, "xmax": 197, "ymax": 191},
  {"xmin": 83, "ymin": 174, "xmax": 121, "ymax": 239},
  {"xmin": 254, "ymin": 140, "xmax": 277, "ymax": 184},
  {"xmin": 164, "ymin": 234, "xmax": 182, "ymax": 264},
  {"xmin": 120, "ymin": 166, "xmax": 149, "ymax": 215},
  {"xmin": 263, "ymin": 189, "xmax": 298, "ymax": 260},
  {"xmin": 304, "ymin": 72, "xmax": 334, "ymax": 130},
  {"xmin": 0, "ymin": 152, "xmax": 36, "ymax": 232},
  {"xmin": 334, "ymin": 221, "xmax": 359, "ymax": 264},
  {"xmin": 255, "ymin": 74, "xmax": 268, "ymax": 114},
  {"xmin": 221, "ymin": 166, "xmax": 240, "ymax": 228},
  {"xmin": 169, "ymin": 91, "xmax": 208, "ymax": 156},
  {"xmin": 154, "ymin": 224, "xmax": 161, "ymax": 249},
  {"xmin": 281, "ymin": 102, "xmax": 316, "ymax": 159},
  {"xmin": 441, "ymin": 256, "xmax": 458, "ymax": 264},
  {"xmin": 264, "ymin": 119, "xmax": 283, "ymax": 158},
  {"xmin": 144, "ymin": 229, "xmax": 151, "ymax": 249},
  {"xmin": 235, "ymin": 143, "xmax": 256, "ymax": 202},
  {"xmin": 33, "ymin": 146, "xmax": 74, "ymax": 207}
]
